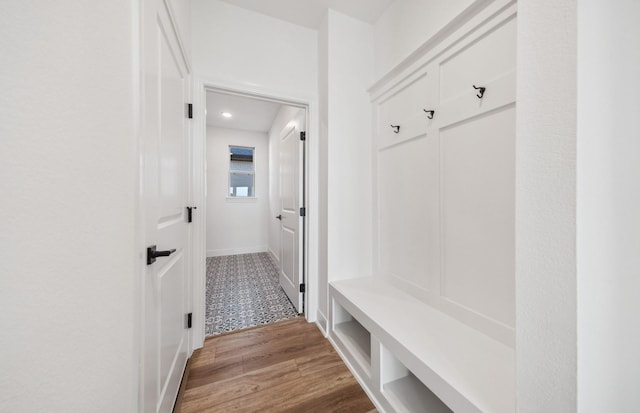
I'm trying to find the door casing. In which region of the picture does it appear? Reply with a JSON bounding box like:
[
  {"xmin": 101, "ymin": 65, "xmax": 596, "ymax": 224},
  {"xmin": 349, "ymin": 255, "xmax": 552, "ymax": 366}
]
[{"xmin": 189, "ymin": 79, "xmax": 320, "ymax": 350}]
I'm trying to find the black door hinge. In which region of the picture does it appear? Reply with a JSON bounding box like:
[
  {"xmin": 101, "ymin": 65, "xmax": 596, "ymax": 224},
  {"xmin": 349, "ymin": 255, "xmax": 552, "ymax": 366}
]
[
  {"xmin": 299, "ymin": 284, "xmax": 306, "ymax": 293},
  {"xmin": 186, "ymin": 206, "xmax": 197, "ymax": 223},
  {"xmin": 300, "ymin": 131, "xmax": 306, "ymax": 141},
  {"xmin": 187, "ymin": 313, "xmax": 193, "ymax": 329},
  {"xmin": 187, "ymin": 103, "xmax": 193, "ymax": 119},
  {"xmin": 299, "ymin": 207, "xmax": 306, "ymax": 217}
]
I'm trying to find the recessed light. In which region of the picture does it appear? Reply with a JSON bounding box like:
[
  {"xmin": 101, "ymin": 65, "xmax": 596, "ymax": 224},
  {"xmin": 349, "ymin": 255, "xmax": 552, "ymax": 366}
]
[{"xmin": 221, "ymin": 112, "xmax": 233, "ymax": 118}]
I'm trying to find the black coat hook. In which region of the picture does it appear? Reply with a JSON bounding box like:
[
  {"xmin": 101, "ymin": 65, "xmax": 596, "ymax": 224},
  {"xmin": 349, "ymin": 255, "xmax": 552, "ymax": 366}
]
[
  {"xmin": 423, "ymin": 109, "xmax": 435, "ymax": 119},
  {"xmin": 473, "ymin": 85, "xmax": 486, "ymax": 99},
  {"xmin": 390, "ymin": 124, "xmax": 400, "ymax": 134}
]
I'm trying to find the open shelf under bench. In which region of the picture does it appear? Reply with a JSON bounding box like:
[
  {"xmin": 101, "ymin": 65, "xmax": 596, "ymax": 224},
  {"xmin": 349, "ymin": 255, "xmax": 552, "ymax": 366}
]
[{"xmin": 328, "ymin": 277, "xmax": 515, "ymax": 413}]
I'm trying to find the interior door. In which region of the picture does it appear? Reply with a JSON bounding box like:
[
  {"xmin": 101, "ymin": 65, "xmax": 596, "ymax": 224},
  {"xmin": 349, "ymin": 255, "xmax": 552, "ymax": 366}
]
[
  {"xmin": 278, "ymin": 112, "xmax": 305, "ymax": 313},
  {"xmin": 140, "ymin": 0, "xmax": 190, "ymax": 412}
]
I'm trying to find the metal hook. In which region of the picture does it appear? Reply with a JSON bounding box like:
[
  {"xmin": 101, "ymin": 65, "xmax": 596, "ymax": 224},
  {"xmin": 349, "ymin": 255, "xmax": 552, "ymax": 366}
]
[
  {"xmin": 473, "ymin": 85, "xmax": 486, "ymax": 99},
  {"xmin": 423, "ymin": 109, "xmax": 435, "ymax": 120},
  {"xmin": 390, "ymin": 124, "xmax": 400, "ymax": 134}
]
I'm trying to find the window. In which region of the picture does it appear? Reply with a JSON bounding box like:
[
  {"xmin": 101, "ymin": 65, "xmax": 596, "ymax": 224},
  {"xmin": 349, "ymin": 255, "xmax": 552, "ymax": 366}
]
[{"xmin": 229, "ymin": 146, "xmax": 255, "ymax": 197}]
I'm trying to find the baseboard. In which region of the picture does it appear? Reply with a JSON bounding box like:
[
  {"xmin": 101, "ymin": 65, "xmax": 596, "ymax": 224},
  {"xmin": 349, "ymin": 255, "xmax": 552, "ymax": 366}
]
[
  {"xmin": 316, "ymin": 310, "xmax": 328, "ymax": 336},
  {"xmin": 206, "ymin": 246, "xmax": 267, "ymax": 257},
  {"xmin": 268, "ymin": 248, "xmax": 280, "ymax": 266}
]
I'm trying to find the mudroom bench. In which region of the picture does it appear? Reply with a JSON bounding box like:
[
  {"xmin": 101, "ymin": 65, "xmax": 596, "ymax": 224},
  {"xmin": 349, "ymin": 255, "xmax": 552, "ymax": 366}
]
[{"xmin": 328, "ymin": 278, "xmax": 515, "ymax": 413}]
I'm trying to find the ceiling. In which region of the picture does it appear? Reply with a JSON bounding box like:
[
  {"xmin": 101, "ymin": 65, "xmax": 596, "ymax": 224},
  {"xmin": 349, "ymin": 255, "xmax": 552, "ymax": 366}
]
[
  {"xmin": 206, "ymin": 91, "xmax": 283, "ymax": 133},
  {"xmin": 220, "ymin": 0, "xmax": 395, "ymax": 29}
]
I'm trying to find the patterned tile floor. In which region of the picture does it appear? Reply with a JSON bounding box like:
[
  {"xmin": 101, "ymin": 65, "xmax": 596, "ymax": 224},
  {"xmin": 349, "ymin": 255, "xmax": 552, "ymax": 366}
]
[{"xmin": 205, "ymin": 252, "xmax": 299, "ymax": 336}]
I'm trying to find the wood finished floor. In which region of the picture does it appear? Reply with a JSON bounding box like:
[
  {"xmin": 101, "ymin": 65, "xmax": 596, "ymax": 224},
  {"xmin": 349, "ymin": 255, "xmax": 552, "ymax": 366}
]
[{"xmin": 176, "ymin": 318, "xmax": 377, "ymax": 413}]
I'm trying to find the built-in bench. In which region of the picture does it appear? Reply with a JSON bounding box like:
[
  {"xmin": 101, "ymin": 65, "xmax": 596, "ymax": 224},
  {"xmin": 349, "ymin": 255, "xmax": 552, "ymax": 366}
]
[{"xmin": 328, "ymin": 278, "xmax": 515, "ymax": 413}]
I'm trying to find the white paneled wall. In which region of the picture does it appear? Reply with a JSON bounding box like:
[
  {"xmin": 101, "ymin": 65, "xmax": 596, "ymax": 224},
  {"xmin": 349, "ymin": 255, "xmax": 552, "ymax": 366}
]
[{"xmin": 372, "ymin": 8, "xmax": 516, "ymax": 347}]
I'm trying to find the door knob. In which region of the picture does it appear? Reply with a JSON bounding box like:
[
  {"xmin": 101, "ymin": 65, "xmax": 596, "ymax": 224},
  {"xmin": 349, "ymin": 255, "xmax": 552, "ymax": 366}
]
[
  {"xmin": 147, "ymin": 245, "xmax": 176, "ymax": 265},
  {"xmin": 275, "ymin": 215, "xmax": 282, "ymax": 220}
]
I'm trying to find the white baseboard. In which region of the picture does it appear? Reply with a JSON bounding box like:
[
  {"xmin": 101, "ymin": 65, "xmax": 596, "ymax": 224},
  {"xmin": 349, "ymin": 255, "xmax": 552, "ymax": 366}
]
[
  {"xmin": 206, "ymin": 246, "xmax": 268, "ymax": 257},
  {"xmin": 316, "ymin": 310, "xmax": 328, "ymax": 337},
  {"xmin": 268, "ymin": 248, "xmax": 280, "ymax": 266}
]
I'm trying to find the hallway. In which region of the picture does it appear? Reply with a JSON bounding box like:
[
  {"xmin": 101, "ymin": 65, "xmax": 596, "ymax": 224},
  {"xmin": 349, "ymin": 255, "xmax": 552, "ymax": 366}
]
[{"xmin": 176, "ymin": 318, "xmax": 376, "ymax": 412}]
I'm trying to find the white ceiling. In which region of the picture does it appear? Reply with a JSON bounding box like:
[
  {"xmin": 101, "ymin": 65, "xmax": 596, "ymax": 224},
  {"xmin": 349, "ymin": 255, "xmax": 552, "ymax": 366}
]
[
  {"xmin": 220, "ymin": 0, "xmax": 395, "ymax": 29},
  {"xmin": 206, "ymin": 91, "xmax": 283, "ymax": 133}
]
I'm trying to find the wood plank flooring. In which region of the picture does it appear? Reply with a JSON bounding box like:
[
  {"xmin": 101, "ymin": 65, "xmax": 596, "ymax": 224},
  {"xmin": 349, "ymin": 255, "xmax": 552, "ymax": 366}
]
[{"xmin": 175, "ymin": 318, "xmax": 377, "ymax": 413}]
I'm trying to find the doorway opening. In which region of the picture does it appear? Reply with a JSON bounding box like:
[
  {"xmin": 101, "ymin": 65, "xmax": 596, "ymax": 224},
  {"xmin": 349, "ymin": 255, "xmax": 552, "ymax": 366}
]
[{"xmin": 202, "ymin": 89, "xmax": 308, "ymax": 337}]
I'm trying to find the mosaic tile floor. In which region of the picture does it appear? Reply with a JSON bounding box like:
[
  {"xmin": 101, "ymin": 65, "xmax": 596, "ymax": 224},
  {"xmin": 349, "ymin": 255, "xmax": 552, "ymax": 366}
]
[{"xmin": 205, "ymin": 252, "xmax": 299, "ymax": 336}]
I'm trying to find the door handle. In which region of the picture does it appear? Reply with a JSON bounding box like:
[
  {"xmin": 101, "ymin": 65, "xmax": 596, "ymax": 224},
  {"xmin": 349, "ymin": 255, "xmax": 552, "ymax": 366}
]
[
  {"xmin": 275, "ymin": 215, "xmax": 282, "ymax": 220},
  {"xmin": 186, "ymin": 206, "xmax": 197, "ymax": 223},
  {"xmin": 147, "ymin": 245, "xmax": 176, "ymax": 265}
]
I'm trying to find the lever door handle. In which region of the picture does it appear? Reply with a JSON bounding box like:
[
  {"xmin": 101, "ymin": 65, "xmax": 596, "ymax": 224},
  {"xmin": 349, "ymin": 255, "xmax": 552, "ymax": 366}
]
[
  {"xmin": 186, "ymin": 206, "xmax": 197, "ymax": 223},
  {"xmin": 275, "ymin": 215, "xmax": 282, "ymax": 220},
  {"xmin": 147, "ymin": 245, "xmax": 176, "ymax": 265}
]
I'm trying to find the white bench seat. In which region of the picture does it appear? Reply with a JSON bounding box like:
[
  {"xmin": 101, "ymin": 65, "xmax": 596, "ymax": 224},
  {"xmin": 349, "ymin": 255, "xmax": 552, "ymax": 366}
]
[{"xmin": 329, "ymin": 277, "xmax": 515, "ymax": 413}]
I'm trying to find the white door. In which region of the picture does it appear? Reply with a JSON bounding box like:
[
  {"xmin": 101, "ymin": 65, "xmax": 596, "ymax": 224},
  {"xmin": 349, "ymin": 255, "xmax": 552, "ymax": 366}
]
[
  {"xmin": 278, "ymin": 113, "xmax": 305, "ymax": 313},
  {"xmin": 140, "ymin": 0, "xmax": 190, "ymax": 412}
]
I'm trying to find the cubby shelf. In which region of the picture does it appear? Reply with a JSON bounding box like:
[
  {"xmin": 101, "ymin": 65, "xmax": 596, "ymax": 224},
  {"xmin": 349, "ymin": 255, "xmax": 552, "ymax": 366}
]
[
  {"xmin": 334, "ymin": 320, "xmax": 371, "ymax": 367},
  {"xmin": 384, "ymin": 373, "xmax": 452, "ymax": 413},
  {"xmin": 331, "ymin": 300, "xmax": 372, "ymax": 378}
]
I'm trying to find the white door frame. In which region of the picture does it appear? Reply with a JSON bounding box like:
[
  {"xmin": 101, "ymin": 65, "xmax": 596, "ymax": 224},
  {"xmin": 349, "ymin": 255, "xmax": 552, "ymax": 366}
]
[{"xmin": 189, "ymin": 77, "xmax": 320, "ymax": 350}]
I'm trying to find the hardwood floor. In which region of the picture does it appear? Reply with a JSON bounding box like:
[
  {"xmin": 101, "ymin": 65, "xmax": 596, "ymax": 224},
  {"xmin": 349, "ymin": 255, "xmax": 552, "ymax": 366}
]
[{"xmin": 175, "ymin": 318, "xmax": 377, "ymax": 413}]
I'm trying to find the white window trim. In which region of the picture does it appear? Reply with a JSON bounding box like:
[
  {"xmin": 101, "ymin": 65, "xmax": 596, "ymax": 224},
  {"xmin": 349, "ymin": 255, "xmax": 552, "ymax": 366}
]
[{"xmin": 228, "ymin": 145, "xmax": 256, "ymax": 198}]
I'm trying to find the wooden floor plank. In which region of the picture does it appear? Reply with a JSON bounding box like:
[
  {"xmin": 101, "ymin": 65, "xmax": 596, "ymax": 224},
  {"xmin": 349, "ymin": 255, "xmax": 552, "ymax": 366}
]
[
  {"xmin": 181, "ymin": 360, "xmax": 301, "ymax": 411},
  {"xmin": 295, "ymin": 349, "xmax": 345, "ymax": 377},
  {"xmin": 175, "ymin": 318, "xmax": 376, "ymax": 413}
]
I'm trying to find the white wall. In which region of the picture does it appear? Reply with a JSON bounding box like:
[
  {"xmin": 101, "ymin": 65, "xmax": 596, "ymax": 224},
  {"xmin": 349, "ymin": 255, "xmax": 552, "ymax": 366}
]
[
  {"xmin": 577, "ymin": 0, "xmax": 640, "ymax": 410},
  {"xmin": 516, "ymin": 0, "xmax": 578, "ymax": 411},
  {"xmin": 267, "ymin": 106, "xmax": 304, "ymax": 264},
  {"xmin": 191, "ymin": 0, "xmax": 317, "ymax": 98},
  {"xmin": 206, "ymin": 127, "xmax": 269, "ymax": 256},
  {"xmin": 0, "ymin": 2, "xmax": 137, "ymax": 412},
  {"xmin": 373, "ymin": 0, "xmax": 475, "ymax": 79},
  {"xmin": 192, "ymin": 0, "xmax": 320, "ymax": 321},
  {"xmin": 317, "ymin": 14, "xmax": 329, "ymax": 329},
  {"xmin": 320, "ymin": 10, "xmax": 374, "ymax": 321}
]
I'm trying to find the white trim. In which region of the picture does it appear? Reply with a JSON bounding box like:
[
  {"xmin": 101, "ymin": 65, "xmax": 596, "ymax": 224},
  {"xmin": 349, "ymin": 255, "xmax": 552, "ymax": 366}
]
[
  {"xmin": 225, "ymin": 196, "xmax": 259, "ymax": 201},
  {"xmin": 132, "ymin": 1, "xmax": 142, "ymax": 410},
  {"xmin": 228, "ymin": 144, "xmax": 256, "ymax": 198},
  {"xmin": 161, "ymin": 0, "xmax": 191, "ymax": 73},
  {"xmin": 206, "ymin": 246, "xmax": 268, "ymax": 257},
  {"xmin": 191, "ymin": 76, "xmax": 319, "ymax": 352},
  {"xmin": 316, "ymin": 310, "xmax": 328, "ymax": 337},
  {"xmin": 268, "ymin": 247, "xmax": 280, "ymax": 266},
  {"xmin": 368, "ymin": 0, "xmax": 515, "ymax": 98}
]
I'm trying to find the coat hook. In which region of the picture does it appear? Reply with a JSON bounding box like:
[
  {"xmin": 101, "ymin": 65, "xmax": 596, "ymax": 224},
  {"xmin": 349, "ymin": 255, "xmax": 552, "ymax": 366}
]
[
  {"xmin": 390, "ymin": 124, "xmax": 400, "ymax": 134},
  {"xmin": 423, "ymin": 109, "xmax": 435, "ymax": 119},
  {"xmin": 473, "ymin": 85, "xmax": 486, "ymax": 99}
]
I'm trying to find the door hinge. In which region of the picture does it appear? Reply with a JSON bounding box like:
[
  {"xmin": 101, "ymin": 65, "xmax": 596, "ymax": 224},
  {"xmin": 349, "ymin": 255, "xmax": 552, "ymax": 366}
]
[
  {"xmin": 300, "ymin": 131, "xmax": 306, "ymax": 141},
  {"xmin": 187, "ymin": 313, "xmax": 193, "ymax": 329},
  {"xmin": 299, "ymin": 284, "xmax": 306, "ymax": 293},
  {"xmin": 299, "ymin": 207, "xmax": 306, "ymax": 217},
  {"xmin": 186, "ymin": 206, "xmax": 197, "ymax": 223},
  {"xmin": 187, "ymin": 103, "xmax": 193, "ymax": 119}
]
